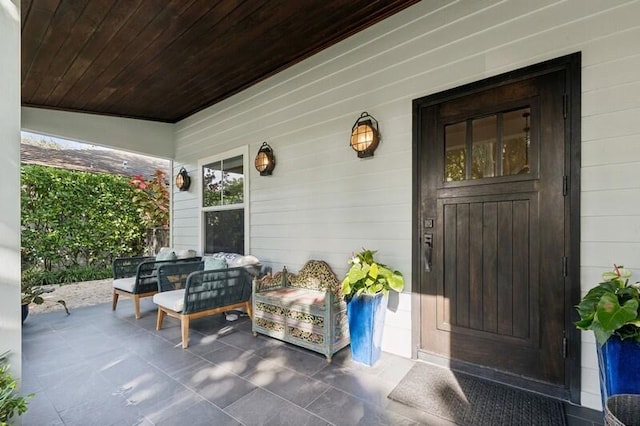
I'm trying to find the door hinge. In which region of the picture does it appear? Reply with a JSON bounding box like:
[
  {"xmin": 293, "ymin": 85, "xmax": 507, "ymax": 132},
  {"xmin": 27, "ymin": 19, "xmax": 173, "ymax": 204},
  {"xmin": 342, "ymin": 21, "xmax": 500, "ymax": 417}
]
[
  {"xmin": 562, "ymin": 256, "xmax": 568, "ymax": 277},
  {"xmin": 563, "ymin": 93, "xmax": 568, "ymax": 119},
  {"xmin": 562, "ymin": 335, "xmax": 568, "ymax": 358},
  {"xmin": 563, "ymin": 175, "xmax": 569, "ymax": 196}
]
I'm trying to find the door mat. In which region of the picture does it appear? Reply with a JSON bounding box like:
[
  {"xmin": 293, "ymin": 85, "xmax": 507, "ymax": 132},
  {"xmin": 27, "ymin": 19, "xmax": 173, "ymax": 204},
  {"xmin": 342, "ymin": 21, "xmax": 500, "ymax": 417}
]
[{"xmin": 388, "ymin": 363, "xmax": 566, "ymax": 426}]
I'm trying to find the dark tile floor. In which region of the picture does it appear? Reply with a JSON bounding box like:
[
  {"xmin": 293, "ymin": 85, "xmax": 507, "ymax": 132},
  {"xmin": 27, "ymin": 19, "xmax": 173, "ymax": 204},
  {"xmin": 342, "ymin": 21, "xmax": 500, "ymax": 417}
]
[{"xmin": 21, "ymin": 299, "xmax": 603, "ymax": 425}]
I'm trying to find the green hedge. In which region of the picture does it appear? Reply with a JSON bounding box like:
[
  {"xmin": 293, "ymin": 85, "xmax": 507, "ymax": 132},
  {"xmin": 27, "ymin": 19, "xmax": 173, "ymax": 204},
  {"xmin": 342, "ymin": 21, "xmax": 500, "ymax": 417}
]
[{"xmin": 21, "ymin": 165, "xmax": 147, "ymax": 272}]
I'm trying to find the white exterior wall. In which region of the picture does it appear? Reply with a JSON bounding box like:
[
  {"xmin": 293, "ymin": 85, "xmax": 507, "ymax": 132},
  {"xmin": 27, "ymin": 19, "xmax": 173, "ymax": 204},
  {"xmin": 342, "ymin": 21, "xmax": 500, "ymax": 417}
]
[
  {"xmin": 172, "ymin": 0, "xmax": 640, "ymax": 409},
  {"xmin": 0, "ymin": 0, "xmax": 22, "ymax": 385},
  {"xmin": 21, "ymin": 107, "xmax": 174, "ymax": 158}
]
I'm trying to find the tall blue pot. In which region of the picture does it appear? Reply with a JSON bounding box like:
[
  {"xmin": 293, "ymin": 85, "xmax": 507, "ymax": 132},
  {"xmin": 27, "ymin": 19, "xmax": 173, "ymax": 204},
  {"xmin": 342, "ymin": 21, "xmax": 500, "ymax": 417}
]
[
  {"xmin": 346, "ymin": 292, "xmax": 387, "ymax": 366},
  {"xmin": 597, "ymin": 336, "xmax": 640, "ymax": 406}
]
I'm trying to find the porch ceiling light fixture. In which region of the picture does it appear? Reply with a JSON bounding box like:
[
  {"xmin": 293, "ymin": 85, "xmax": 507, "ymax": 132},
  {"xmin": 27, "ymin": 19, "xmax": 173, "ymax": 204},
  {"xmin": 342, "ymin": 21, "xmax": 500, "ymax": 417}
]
[
  {"xmin": 350, "ymin": 112, "xmax": 380, "ymax": 158},
  {"xmin": 255, "ymin": 142, "xmax": 275, "ymax": 176},
  {"xmin": 175, "ymin": 167, "xmax": 191, "ymax": 191}
]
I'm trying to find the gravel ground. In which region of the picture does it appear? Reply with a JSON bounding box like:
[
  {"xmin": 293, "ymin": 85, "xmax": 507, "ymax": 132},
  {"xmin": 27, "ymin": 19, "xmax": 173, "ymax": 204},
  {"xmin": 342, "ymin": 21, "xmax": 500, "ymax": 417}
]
[{"xmin": 29, "ymin": 278, "xmax": 113, "ymax": 315}]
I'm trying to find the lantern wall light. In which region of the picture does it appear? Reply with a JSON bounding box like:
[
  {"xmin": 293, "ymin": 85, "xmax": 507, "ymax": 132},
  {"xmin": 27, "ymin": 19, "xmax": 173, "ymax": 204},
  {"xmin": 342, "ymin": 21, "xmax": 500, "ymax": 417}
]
[
  {"xmin": 255, "ymin": 142, "xmax": 276, "ymax": 176},
  {"xmin": 350, "ymin": 112, "xmax": 380, "ymax": 158},
  {"xmin": 175, "ymin": 167, "xmax": 191, "ymax": 191}
]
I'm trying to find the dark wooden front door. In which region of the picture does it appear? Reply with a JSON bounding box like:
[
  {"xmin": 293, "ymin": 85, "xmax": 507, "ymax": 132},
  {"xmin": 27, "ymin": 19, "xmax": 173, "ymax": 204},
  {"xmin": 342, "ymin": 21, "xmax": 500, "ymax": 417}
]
[{"xmin": 414, "ymin": 59, "xmax": 579, "ymax": 397}]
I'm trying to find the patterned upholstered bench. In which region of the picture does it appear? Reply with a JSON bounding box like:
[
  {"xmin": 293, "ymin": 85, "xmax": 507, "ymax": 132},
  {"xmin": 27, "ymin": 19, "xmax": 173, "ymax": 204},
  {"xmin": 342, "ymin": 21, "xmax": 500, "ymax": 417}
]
[{"xmin": 252, "ymin": 260, "xmax": 350, "ymax": 362}]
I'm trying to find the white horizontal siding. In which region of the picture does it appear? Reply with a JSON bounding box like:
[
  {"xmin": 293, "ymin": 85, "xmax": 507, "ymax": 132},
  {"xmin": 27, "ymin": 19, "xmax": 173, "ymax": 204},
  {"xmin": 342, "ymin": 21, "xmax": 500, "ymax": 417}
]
[{"xmin": 171, "ymin": 0, "xmax": 640, "ymax": 408}]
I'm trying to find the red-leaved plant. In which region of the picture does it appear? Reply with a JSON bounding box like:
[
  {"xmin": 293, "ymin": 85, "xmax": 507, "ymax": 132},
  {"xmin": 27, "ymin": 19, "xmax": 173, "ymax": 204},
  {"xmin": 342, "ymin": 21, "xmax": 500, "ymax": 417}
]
[{"xmin": 129, "ymin": 170, "xmax": 170, "ymax": 228}]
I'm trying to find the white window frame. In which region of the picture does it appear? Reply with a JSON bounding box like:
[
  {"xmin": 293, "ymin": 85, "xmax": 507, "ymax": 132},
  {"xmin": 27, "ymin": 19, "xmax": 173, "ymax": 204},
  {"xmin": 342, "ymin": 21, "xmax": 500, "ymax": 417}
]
[{"xmin": 197, "ymin": 146, "xmax": 250, "ymax": 255}]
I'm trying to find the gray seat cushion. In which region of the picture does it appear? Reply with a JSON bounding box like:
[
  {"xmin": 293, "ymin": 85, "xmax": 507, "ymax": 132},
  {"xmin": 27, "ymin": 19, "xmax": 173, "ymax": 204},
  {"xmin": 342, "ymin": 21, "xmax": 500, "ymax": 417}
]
[
  {"xmin": 153, "ymin": 289, "xmax": 185, "ymax": 312},
  {"xmin": 113, "ymin": 277, "xmax": 136, "ymax": 292}
]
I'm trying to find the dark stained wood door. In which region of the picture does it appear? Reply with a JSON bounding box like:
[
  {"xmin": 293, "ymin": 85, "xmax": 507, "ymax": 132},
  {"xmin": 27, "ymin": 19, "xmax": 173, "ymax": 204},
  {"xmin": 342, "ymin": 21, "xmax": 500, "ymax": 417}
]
[{"xmin": 416, "ymin": 69, "xmax": 568, "ymax": 390}]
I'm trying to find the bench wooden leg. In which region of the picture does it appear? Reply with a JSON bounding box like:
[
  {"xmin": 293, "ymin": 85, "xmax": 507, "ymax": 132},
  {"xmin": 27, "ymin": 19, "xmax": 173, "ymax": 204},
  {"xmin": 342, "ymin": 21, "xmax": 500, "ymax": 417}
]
[
  {"xmin": 156, "ymin": 309, "xmax": 166, "ymax": 330},
  {"xmin": 181, "ymin": 315, "xmax": 190, "ymax": 349},
  {"xmin": 112, "ymin": 290, "xmax": 119, "ymax": 311},
  {"xmin": 133, "ymin": 295, "xmax": 141, "ymax": 319}
]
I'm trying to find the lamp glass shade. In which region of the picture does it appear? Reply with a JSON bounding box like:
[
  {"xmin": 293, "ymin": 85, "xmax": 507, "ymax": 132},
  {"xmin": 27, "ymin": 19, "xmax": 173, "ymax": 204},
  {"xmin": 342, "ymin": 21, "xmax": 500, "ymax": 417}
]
[
  {"xmin": 255, "ymin": 151, "xmax": 270, "ymax": 172},
  {"xmin": 254, "ymin": 142, "xmax": 275, "ymax": 175},
  {"xmin": 349, "ymin": 112, "xmax": 380, "ymax": 158},
  {"xmin": 350, "ymin": 122, "xmax": 375, "ymax": 153}
]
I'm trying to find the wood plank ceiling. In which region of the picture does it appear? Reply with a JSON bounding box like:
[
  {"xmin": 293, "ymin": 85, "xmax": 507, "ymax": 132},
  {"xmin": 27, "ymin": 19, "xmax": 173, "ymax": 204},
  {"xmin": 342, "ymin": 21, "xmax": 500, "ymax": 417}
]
[{"xmin": 21, "ymin": 0, "xmax": 418, "ymax": 123}]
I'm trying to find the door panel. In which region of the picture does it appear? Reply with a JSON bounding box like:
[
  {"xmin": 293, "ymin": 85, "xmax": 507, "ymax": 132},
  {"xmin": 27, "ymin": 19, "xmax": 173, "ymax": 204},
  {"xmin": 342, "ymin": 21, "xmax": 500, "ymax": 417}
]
[{"xmin": 418, "ymin": 71, "xmax": 566, "ymax": 388}]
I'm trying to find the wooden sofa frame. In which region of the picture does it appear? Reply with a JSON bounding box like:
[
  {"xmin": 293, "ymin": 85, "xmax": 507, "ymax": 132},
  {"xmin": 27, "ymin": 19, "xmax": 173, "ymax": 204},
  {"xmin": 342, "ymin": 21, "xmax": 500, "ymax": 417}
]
[
  {"xmin": 112, "ymin": 255, "xmax": 201, "ymax": 319},
  {"xmin": 155, "ymin": 263, "xmax": 253, "ymax": 348},
  {"xmin": 252, "ymin": 260, "xmax": 350, "ymax": 362}
]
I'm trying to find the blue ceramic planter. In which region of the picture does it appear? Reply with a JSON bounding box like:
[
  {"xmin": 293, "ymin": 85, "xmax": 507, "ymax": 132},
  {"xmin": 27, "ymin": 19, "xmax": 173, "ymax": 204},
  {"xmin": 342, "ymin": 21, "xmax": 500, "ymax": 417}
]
[
  {"xmin": 597, "ymin": 336, "xmax": 640, "ymax": 406},
  {"xmin": 347, "ymin": 292, "xmax": 387, "ymax": 366}
]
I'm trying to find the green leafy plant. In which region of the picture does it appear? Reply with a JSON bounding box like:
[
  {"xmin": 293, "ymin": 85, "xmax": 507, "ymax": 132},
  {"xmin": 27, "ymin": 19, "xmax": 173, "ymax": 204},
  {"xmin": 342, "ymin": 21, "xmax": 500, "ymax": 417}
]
[
  {"xmin": 21, "ymin": 165, "xmax": 146, "ymax": 273},
  {"xmin": 0, "ymin": 351, "xmax": 32, "ymax": 425},
  {"xmin": 575, "ymin": 264, "xmax": 640, "ymax": 345},
  {"xmin": 341, "ymin": 249, "xmax": 404, "ymax": 300},
  {"xmin": 21, "ymin": 267, "xmax": 69, "ymax": 315}
]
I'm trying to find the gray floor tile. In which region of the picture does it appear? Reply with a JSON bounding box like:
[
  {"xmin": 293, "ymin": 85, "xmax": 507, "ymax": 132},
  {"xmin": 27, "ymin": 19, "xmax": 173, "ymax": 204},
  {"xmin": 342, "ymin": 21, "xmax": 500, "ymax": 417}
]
[
  {"xmin": 137, "ymin": 389, "xmax": 202, "ymax": 423},
  {"xmin": 312, "ymin": 363, "xmax": 397, "ymax": 406},
  {"xmin": 256, "ymin": 344, "xmax": 329, "ymax": 376},
  {"xmin": 145, "ymin": 343, "xmax": 203, "ymax": 375},
  {"xmin": 246, "ymin": 364, "xmax": 330, "ymax": 407},
  {"xmin": 201, "ymin": 343, "xmax": 266, "ymax": 377},
  {"xmin": 225, "ymin": 388, "xmax": 303, "ymax": 426},
  {"xmin": 262, "ymin": 404, "xmax": 331, "ymax": 426},
  {"xmin": 178, "ymin": 362, "xmax": 257, "ymax": 408},
  {"xmin": 22, "ymin": 392, "xmax": 64, "ymax": 426},
  {"xmin": 156, "ymin": 399, "xmax": 241, "ymax": 426},
  {"xmin": 57, "ymin": 391, "xmax": 143, "ymax": 426},
  {"xmin": 307, "ymin": 388, "xmax": 419, "ymax": 426},
  {"xmin": 183, "ymin": 332, "xmax": 229, "ymax": 355},
  {"xmin": 117, "ymin": 370, "xmax": 190, "ymax": 413},
  {"xmin": 41, "ymin": 368, "xmax": 118, "ymax": 413}
]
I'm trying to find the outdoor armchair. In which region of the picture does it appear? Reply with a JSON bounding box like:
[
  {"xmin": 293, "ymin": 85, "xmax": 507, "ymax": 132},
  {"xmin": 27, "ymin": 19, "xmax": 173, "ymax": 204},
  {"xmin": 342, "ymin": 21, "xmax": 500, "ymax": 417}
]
[
  {"xmin": 154, "ymin": 266, "xmax": 253, "ymax": 348},
  {"xmin": 112, "ymin": 252, "xmax": 201, "ymax": 319}
]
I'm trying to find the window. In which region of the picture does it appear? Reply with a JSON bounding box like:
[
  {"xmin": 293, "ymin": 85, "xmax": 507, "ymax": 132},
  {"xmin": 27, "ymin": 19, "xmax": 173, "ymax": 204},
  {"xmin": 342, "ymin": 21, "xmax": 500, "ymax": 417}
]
[
  {"xmin": 444, "ymin": 107, "xmax": 531, "ymax": 182},
  {"xmin": 200, "ymin": 148, "xmax": 248, "ymax": 255}
]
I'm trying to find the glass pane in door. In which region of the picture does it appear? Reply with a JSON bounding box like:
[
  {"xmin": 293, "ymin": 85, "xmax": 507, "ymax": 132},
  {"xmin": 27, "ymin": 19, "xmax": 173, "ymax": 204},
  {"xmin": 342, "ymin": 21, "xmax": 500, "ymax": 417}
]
[
  {"xmin": 472, "ymin": 115, "xmax": 497, "ymax": 179},
  {"xmin": 445, "ymin": 121, "xmax": 466, "ymax": 182},
  {"xmin": 502, "ymin": 108, "xmax": 531, "ymax": 175}
]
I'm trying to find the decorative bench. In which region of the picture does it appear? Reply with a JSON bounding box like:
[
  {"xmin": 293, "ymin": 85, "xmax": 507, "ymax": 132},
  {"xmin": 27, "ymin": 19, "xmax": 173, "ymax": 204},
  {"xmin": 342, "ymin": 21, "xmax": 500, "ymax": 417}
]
[
  {"xmin": 154, "ymin": 263, "xmax": 253, "ymax": 348},
  {"xmin": 112, "ymin": 248, "xmax": 201, "ymax": 319},
  {"xmin": 252, "ymin": 260, "xmax": 350, "ymax": 362}
]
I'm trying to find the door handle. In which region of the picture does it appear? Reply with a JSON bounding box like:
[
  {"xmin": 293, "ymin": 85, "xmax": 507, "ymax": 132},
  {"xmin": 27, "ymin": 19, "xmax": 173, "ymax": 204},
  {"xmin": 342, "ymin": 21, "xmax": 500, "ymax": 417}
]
[{"xmin": 424, "ymin": 234, "xmax": 433, "ymax": 272}]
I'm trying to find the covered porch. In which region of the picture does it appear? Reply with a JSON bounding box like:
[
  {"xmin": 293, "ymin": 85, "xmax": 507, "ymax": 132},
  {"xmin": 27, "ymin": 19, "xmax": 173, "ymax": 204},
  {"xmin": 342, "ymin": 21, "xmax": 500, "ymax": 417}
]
[{"xmin": 2, "ymin": 0, "xmax": 640, "ymax": 423}]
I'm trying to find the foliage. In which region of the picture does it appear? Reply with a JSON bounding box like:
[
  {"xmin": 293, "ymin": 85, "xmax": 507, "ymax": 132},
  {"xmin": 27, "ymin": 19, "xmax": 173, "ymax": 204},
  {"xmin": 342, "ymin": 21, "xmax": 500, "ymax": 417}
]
[
  {"xmin": 0, "ymin": 352, "xmax": 32, "ymax": 425},
  {"xmin": 21, "ymin": 267, "xmax": 69, "ymax": 315},
  {"xmin": 22, "ymin": 265, "xmax": 111, "ymax": 287},
  {"xmin": 21, "ymin": 165, "xmax": 146, "ymax": 272},
  {"xmin": 575, "ymin": 264, "xmax": 640, "ymax": 346},
  {"xmin": 341, "ymin": 249, "xmax": 404, "ymax": 300},
  {"xmin": 129, "ymin": 170, "xmax": 170, "ymax": 228}
]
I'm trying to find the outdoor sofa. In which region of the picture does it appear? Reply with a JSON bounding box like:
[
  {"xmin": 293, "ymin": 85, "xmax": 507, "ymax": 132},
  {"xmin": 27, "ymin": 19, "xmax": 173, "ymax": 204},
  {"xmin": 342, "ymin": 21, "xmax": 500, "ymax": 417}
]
[{"xmin": 153, "ymin": 252, "xmax": 265, "ymax": 348}]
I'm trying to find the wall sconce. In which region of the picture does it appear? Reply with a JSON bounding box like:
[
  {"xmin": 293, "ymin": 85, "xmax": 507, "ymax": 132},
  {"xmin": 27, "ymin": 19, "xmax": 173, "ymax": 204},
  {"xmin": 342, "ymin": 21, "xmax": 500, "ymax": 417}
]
[
  {"xmin": 350, "ymin": 112, "xmax": 380, "ymax": 158},
  {"xmin": 175, "ymin": 167, "xmax": 191, "ymax": 191},
  {"xmin": 255, "ymin": 142, "xmax": 276, "ymax": 176}
]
